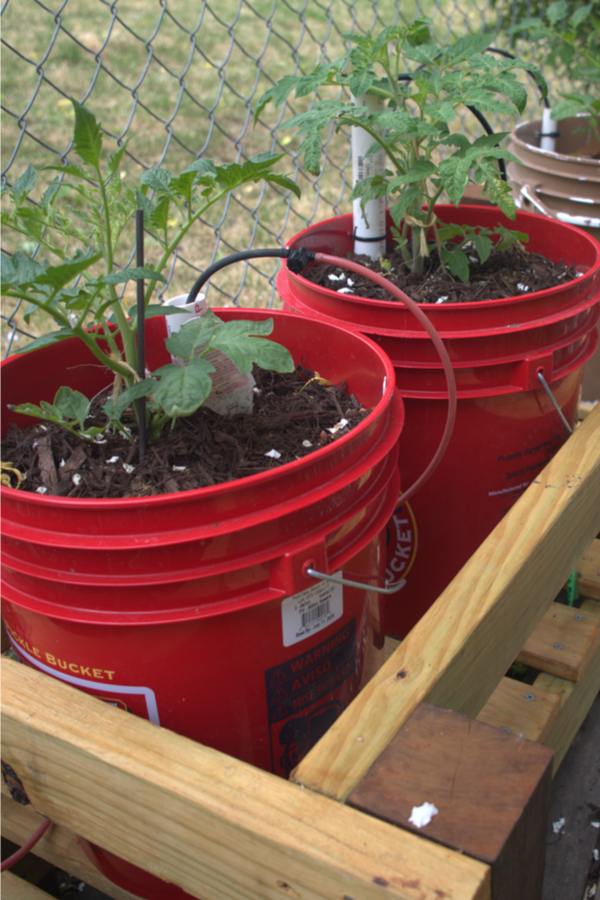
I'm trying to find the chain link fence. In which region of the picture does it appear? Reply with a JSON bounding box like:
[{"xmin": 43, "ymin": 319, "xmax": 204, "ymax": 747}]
[{"xmin": 2, "ymin": 0, "xmax": 543, "ymax": 354}]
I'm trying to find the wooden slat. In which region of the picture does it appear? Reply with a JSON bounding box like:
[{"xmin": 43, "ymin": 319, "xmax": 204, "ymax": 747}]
[
  {"xmin": 1, "ymin": 658, "xmax": 491, "ymax": 900},
  {"xmin": 578, "ymin": 538, "xmax": 600, "ymax": 600},
  {"xmin": 292, "ymin": 403, "xmax": 600, "ymax": 801},
  {"xmin": 476, "ymin": 676, "xmax": 562, "ymax": 743},
  {"xmin": 533, "ymin": 597, "xmax": 600, "ymax": 773},
  {"xmin": 1, "ymin": 793, "xmax": 135, "ymax": 900},
  {"xmin": 515, "ymin": 601, "xmax": 600, "ymax": 682},
  {"xmin": 1, "ymin": 871, "xmax": 55, "ymax": 900}
]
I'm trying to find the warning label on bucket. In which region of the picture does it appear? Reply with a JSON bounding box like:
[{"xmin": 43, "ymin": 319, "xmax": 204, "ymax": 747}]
[{"xmin": 265, "ymin": 619, "xmax": 356, "ymax": 777}]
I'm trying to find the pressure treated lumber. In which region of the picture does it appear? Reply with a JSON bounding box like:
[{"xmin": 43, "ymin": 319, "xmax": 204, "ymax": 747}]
[
  {"xmin": 476, "ymin": 676, "xmax": 563, "ymax": 743},
  {"xmin": 533, "ymin": 597, "xmax": 600, "ymax": 772},
  {"xmin": 1, "ymin": 792, "xmax": 139, "ymax": 900},
  {"xmin": 348, "ymin": 703, "xmax": 553, "ymax": 900},
  {"xmin": 1, "ymin": 658, "xmax": 491, "ymax": 900},
  {"xmin": 1, "ymin": 871, "xmax": 54, "ymax": 900},
  {"xmin": 578, "ymin": 539, "xmax": 600, "ymax": 600},
  {"xmin": 292, "ymin": 402, "xmax": 600, "ymax": 801},
  {"xmin": 515, "ymin": 600, "xmax": 600, "ymax": 682}
]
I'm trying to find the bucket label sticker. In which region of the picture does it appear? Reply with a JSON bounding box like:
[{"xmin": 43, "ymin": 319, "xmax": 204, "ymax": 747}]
[
  {"xmin": 385, "ymin": 500, "xmax": 418, "ymax": 585},
  {"xmin": 265, "ymin": 619, "xmax": 356, "ymax": 777},
  {"xmin": 281, "ymin": 573, "xmax": 344, "ymax": 647},
  {"xmin": 7, "ymin": 631, "xmax": 160, "ymax": 724}
]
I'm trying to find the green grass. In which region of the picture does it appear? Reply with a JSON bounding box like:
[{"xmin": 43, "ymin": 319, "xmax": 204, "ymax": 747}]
[{"xmin": 1, "ymin": 0, "xmax": 548, "ymax": 355}]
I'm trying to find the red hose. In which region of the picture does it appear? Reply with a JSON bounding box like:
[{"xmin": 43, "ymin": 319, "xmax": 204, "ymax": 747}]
[
  {"xmin": 1, "ymin": 817, "xmax": 52, "ymax": 871},
  {"xmin": 313, "ymin": 252, "xmax": 457, "ymax": 505}
]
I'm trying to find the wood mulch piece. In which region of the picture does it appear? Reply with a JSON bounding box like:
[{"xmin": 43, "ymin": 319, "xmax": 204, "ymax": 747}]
[
  {"xmin": 1, "ymin": 366, "xmax": 369, "ymax": 499},
  {"xmin": 302, "ymin": 244, "xmax": 578, "ymax": 304}
]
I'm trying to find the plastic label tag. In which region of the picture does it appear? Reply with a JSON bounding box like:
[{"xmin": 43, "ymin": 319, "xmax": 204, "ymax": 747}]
[{"xmin": 281, "ymin": 573, "xmax": 344, "ymax": 647}]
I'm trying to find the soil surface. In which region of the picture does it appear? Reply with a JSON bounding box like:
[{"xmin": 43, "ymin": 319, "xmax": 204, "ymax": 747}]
[
  {"xmin": 1, "ymin": 366, "xmax": 369, "ymax": 499},
  {"xmin": 302, "ymin": 244, "xmax": 578, "ymax": 304}
]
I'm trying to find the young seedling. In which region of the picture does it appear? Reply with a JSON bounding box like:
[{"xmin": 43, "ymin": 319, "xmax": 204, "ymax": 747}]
[{"xmin": 256, "ymin": 18, "xmax": 545, "ymax": 278}]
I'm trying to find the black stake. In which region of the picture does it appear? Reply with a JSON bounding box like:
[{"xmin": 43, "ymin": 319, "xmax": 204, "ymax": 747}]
[{"xmin": 136, "ymin": 208, "xmax": 147, "ymax": 461}]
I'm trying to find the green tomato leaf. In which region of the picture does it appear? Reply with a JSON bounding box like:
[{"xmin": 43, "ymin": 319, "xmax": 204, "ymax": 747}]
[
  {"xmin": 208, "ymin": 318, "xmax": 295, "ymax": 374},
  {"xmin": 473, "ymin": 233, "xmax": 494, "ymax": 265},
  {"xmin": 13, "ymin": 328, "xmax": 74, "ymax": 353},
  {"xmin": 349, "ymin": 68, "xmax": 376, "ymax": 98},
  {"xmin": 388, "ymin": 159, "xmax": 437, "ymax": 189},
  {"xmin": 53, "ymin": 386, "xmax": 90, "ymax": 428},
  {"xmin": 164, "ymin": 309, "xmax": 224, "ymax": 361},
  {"xmin": 141, "ymin": 167, "xmax": 175, "ymax": 196},
  {"xmin": 107, "ymin": 137, "xmax": 131, "ymax": 176},
  {"xmin": 10, "ymin": 165, "xmax": 37, "ymax": 207},
  {"xmin": 300, "ymin": 130, "xmax": 324, "ymax": 176},
  {"xmin": 441, "ymin": 246, "xmax": 470, "ymax": 283},
  {"xmin": 43, "ymin": 164, "xmax": 92, "ymax": 179},
  {"xmin": 1, "ymin": 251, "xmax": 44, "ymax": 288},
  {"xmin": 99, "ymin": 266, "xmax": 167, "ymax": 285},
  {"xmin": 438, "ymin": 156, "xmax": 470, "ymax": 206},
  {"xmin": 151, "ymin": 357, "xmax": 216, "ymax": 418},
  {"xmin": 70, "ymin": 98, "xmax": 103, "ymax": 169},
  {"xmin": 34, "ymin": 249, "xmax": 103, "ymax": 289},
  {"xmin": 105, "ymin": 379, "xmax": 158, "ymax": 420}
]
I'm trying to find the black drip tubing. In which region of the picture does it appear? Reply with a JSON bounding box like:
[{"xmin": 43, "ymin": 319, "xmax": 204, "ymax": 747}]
[{"xmin": 185, "ymin": 247, "xmax": 315, "ymax": 304}]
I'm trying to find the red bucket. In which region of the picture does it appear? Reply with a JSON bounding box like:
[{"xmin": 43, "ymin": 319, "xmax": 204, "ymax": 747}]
[
  {"xmin": 278, "ymin": 206, "xmax": 600, "ymax": 637},
  {"xmin": 2, "ymin": 309, "xmax": 403, "ymax": 899}
]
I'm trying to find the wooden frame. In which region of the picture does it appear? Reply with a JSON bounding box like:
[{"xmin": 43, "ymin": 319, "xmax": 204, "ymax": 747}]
[{"xmin": 2, "ymin": 403, "xmax": 600, "ymax": 900}]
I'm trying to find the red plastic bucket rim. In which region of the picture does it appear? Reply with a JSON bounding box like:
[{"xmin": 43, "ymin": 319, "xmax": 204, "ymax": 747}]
[
  {"xmin": 1, "ymin": 307, "xmax": 397, "ymax": 511},
  {"xmin": 285, "ymin": 205, "xmax": 600, "ymax": 312}
]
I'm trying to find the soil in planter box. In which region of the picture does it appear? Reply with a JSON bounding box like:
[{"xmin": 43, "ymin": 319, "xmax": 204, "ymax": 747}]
[
  {"xmin": 303, "ymin": 244, "xmax": 578, "ymax": 304},
  {"xmin": 1, "ymin": 366, "xmax": 369, "ymax": 499}
]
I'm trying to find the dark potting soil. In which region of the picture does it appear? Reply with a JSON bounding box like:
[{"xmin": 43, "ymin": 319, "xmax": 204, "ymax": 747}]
[
  {"xmin": 1, "ymin": 366, "xmax": 369, "ymax": 499},
  {"xmin": 301, "ymin": 244, "xmax": 579, "ymax": 304}
]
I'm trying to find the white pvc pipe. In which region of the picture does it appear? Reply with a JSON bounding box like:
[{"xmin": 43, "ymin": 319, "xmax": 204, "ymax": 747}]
[
  {"xmin": 540, "ymin": 106, "xmax": 558, "ymax": 153},
  {"xmin": 352, "ymin": 93, "xmax": 387, "ymax": 259}
]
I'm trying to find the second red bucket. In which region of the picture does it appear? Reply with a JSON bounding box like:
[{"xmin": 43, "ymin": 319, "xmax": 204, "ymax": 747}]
[{"xmin": 278, "ymin": 205, "xmax": 600, "ymax": 638}]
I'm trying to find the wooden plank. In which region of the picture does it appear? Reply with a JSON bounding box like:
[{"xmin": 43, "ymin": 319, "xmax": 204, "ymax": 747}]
[
  {"xmin": 1, "ymin": 871, "xmax": 55, "ymax": 900},
  {"xmin": 1, "ymin": 793, "xmax": 134, "ymax": 900},
  {"xmin": 476, "ymin": 677, "xmax": 562, "ymax": 743},
  {"xmin": 348, "ymin": 703, "xmax": 553, "ymax": 900},
  {"xmin": 533, "ymin": 598, "xmax": 600, "ymax": 773},
  {"xmin": 1, "ymin": 658, "xmax": 491, "ymax": 900},
  {"xmin": 578, "ymin": 538, "xmax": 600, "ymax": 600},
  {"xmin": 515, "ymin": 601, "xmax": 600, "ymax": 682},
  {"xmin": 292, "ymin": 402, "xmax": 600, "ymax": 801}
]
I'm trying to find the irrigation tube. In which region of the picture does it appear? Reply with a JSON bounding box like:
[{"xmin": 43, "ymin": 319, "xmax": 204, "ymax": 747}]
[{"xmin": 185, "ymin": 247, "xmax": 457, "ymax": 507}]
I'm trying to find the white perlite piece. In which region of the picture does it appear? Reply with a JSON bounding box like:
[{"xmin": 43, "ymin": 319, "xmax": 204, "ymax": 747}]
[
  {"xmin": 71, "ymin": 473, "xmax": 82, "ymax": 486},
  {"xmin": 328, "ymin": 418, "xmax": 349, "ymax": 435},
  {"xmin": 264, "ymin": 449, "xmax": 282, "ymax": 459},
  {"xmin": 122, "ymin": 463, "xmax": 135, "ymax": 474},
  {"xmin": 408, "ymin": 802, "xmax": 439, "ymax": 828},
  {"xmin": 552, "ymin": 818, "xmax": 566, "ymax": 834}
]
